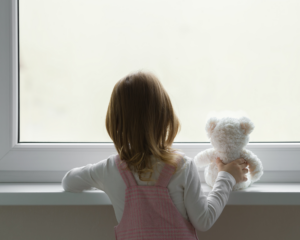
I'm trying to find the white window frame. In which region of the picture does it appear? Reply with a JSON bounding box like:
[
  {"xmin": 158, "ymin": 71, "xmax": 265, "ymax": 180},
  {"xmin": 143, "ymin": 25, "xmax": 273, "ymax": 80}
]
[{"xmin": 0, "ymin": 0, "xmax": 299, "ymax": 183}]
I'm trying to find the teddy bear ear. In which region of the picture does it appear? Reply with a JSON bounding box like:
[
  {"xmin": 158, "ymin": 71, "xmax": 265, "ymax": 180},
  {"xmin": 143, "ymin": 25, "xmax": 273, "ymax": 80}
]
[
  {"xmin": 239, "ymin": 117, "xmax": 255, "ymax": 135},
  {"xmin": 205, "ymin": 117, "xmax": 218, "ymax": 138}
]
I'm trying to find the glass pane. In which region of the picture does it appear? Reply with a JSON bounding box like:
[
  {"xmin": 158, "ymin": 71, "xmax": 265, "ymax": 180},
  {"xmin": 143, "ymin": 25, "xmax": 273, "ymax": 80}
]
[{"xmin": 20, "ymin": 0, "xmax": 300, "ymax": 142}]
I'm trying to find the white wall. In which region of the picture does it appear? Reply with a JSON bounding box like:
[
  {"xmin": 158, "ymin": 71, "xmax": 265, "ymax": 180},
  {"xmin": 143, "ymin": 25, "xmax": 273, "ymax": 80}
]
[{"xmin": 0, "ymin": 206, "xmax": 299, "ymax": 240}]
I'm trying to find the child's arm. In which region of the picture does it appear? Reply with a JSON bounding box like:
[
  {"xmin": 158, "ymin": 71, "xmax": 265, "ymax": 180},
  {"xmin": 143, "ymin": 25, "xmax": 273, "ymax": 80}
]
[
  {"xmin": 61, "ymin": 158, "xmax": 107, "ymax": 192},
  {"xmin": 183, "ymin": 159, "xmax": 236, "ymax": 232}
]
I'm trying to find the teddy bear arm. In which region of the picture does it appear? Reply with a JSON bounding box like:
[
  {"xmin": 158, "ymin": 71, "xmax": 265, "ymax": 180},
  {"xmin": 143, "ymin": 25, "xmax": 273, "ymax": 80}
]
[
  {"xmin": 241, "ymin": 149, "xmax": 263, "ymax": 182},
  {"xmin": 194, "ymin": 148, "xmax": 215, "ymax": 169}
]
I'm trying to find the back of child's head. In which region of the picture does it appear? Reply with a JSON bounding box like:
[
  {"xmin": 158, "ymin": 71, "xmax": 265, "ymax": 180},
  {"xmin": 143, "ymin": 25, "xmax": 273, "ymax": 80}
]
[{"xmin": 106, "ymin": 71, "xmax": 182, "ymax": 182}]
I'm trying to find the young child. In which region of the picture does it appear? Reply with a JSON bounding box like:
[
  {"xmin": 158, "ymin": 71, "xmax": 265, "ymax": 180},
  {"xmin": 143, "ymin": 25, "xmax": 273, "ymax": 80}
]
[{"xmin": 62, "ymin": 71, "xmax": 249, "ymax": 240}]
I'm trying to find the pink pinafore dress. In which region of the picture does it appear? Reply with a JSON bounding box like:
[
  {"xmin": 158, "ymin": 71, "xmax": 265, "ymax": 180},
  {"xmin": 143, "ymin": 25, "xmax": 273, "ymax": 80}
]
[{"xmin": 114, "ymin": 154, "xmax": 199, "ymax": 240}]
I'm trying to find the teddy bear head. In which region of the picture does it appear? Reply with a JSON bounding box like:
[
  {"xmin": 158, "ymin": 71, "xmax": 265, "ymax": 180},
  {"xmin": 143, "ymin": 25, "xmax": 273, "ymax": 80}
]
[{"xmin": 205, "ymin": 115, "xmax": 254, "ymax": 153}]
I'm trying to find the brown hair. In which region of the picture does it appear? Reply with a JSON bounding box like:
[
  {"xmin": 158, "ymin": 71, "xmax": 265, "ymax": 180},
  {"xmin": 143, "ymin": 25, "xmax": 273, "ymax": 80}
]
[{"xmin": 106, "ymin": 71, "xmax": 182, "ymax": 183}]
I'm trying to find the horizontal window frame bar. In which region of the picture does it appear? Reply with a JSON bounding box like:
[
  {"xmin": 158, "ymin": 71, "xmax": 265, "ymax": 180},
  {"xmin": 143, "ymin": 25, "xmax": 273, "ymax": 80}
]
[
  {"xmin": 11, "ymin": 143, "xmax": 300, "ymax": 150},
  {"xmin": 1, "ymin": 183, "xmax": 300, "ymax": 206},
  {"xmin": 1, "ymin": 171, "xmax": 300, "ymax": 184}
]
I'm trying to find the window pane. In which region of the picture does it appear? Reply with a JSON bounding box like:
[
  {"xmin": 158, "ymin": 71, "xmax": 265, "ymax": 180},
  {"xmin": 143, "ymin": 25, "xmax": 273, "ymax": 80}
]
[{"xmin": 20, "ymin": 0, "xmax": 300, "ymax": 142}]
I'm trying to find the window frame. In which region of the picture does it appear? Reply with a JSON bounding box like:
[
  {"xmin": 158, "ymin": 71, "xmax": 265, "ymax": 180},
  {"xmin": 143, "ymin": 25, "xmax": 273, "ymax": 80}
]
[{"xmin": 0, "ymin": 0, "xmax": 299, "ymax": 183}]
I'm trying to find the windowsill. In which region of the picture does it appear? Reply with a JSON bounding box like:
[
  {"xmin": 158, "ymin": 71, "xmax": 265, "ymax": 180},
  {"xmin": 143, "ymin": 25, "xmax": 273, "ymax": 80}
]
[{"xmin": 1, "ymin": 183, "xmax": 300, "ymax": 206}]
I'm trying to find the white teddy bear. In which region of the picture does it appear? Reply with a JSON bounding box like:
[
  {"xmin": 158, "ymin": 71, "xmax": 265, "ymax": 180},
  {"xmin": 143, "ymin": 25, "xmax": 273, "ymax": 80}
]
[{"xmin": 194, "ymin": 112, "xmax": 263, "ymax": 191}]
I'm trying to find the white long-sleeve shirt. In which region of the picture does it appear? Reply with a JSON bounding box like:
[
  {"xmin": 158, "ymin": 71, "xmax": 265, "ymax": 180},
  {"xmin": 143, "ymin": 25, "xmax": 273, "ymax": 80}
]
[{"xmin": 61, "ymin": 153, "xmax": 236, "ymax": 232}]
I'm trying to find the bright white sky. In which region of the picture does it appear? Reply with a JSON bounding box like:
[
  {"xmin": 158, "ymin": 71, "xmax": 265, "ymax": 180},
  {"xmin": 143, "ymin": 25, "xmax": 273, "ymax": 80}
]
[{"xmin": 20, "ymin": 0, "xmax": 300, "ymax": 142}]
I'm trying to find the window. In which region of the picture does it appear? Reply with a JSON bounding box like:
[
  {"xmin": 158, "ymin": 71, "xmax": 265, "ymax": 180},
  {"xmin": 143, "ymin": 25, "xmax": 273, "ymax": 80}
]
[
  {"xmin": 0, "ymin": 0, "xmax": 299, "ymax": 183},
  {"xmin": 20, "ymin": 0, "xmax": 300, "ymax": 143}
]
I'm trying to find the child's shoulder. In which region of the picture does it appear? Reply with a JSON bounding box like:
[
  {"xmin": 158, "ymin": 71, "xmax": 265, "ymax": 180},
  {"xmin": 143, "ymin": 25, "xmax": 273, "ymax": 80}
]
[
  {"xmin": 175, "ymin": 152, "xmax": 194, "ymax": 172},
  {"xmin": 105, "ymin": 154, "xmax": 118, "ymax": 166},
  {"xmin": 104, "ymin": 152, "xmax": 194, "ymax": 172}
]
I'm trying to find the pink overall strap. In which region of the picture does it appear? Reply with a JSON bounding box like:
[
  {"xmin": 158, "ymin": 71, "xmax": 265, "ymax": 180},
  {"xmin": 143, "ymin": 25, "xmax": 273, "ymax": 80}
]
[
  {"xmin": 155, "ymin": 162, "xmax": 176, "ymax": 187},
  {"xmin": 156, "ymin": 151, "xmax": 184, "ymax": 187},
  {"xmin": 115, "ymin": 155, "xmax": 137, "ymax": 187}
]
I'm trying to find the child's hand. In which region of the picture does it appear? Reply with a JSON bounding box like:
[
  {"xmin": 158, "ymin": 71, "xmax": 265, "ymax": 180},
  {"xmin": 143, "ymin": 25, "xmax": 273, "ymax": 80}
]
[{"xmin": 216, "ymin": 157, "xmax": 249, "ymax": 184}]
